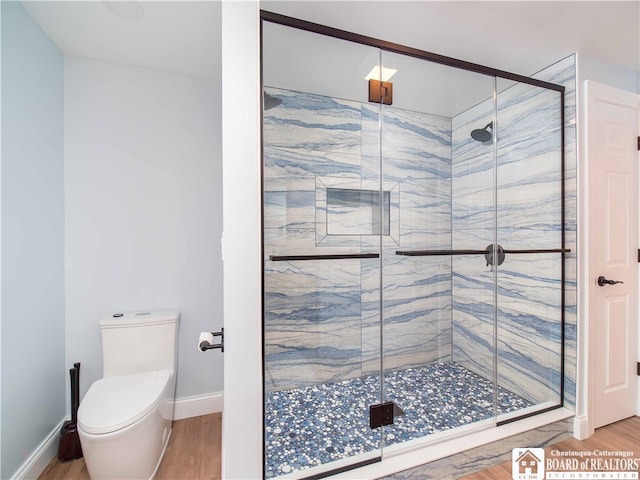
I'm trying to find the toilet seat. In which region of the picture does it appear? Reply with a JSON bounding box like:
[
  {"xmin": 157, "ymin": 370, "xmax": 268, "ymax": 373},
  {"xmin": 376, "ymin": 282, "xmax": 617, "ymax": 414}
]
[{"xmin": 78, "ymin": 370, "xmax": 172, "ymax": 435}]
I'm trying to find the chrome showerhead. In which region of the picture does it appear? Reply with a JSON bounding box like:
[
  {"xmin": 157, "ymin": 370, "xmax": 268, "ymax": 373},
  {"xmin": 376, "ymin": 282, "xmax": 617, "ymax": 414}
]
[{"xmin": 471, "ymin": 121, "xmax": 493, "ymax": 143}]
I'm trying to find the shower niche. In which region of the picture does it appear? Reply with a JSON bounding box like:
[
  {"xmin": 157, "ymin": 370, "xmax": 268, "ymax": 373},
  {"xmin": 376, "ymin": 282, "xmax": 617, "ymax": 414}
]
[
  {"xmin": 324, "ymin": 187, "xmax": 390, "ymax": 236},
  {"xmin": 262, "ymin": 11, "xmax": 566, "ymax": 480},
  {"xmin": 316, "ymin": 177, "xmax": 399, "ymax": 243}
]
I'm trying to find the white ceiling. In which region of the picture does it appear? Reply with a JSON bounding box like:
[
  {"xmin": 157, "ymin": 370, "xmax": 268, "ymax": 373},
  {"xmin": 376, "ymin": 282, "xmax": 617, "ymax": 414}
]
[
  {"xmin": 21, "ymin": 1, "xmax": 639, "ymax": 112},
  {"xmin": 21, "ymin": 1, "xmax": 221, "ymax": 80},
  {"xmin": 263, "ymin": 20, "xmax": 506, "ymax": 116},
  {"xmin": 261, "ymin": 1, "xmax": 639, "ymax": 116},
  {"xmin": 262, "ymin": 1, "xmax": 639, "ymax": 78}
]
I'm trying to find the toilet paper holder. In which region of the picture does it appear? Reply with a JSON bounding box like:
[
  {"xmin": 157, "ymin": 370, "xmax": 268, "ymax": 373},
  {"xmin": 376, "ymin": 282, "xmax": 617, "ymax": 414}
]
[{"xmin": 199, "ymin": 329, "xmax": 224, "ymax": 353}]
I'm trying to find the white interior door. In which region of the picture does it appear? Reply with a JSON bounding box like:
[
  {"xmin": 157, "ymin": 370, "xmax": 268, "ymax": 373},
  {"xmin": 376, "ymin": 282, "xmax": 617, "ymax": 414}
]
[{"xmin": 586, "ymin": 80, "xmax": 639, "ymax": 430}]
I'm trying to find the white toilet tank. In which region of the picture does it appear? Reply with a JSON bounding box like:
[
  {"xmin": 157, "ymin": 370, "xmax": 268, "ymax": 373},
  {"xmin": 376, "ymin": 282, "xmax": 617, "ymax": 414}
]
[{"xmin": 100, "ymin": 311, "xmax": 179, "ymax": 378}]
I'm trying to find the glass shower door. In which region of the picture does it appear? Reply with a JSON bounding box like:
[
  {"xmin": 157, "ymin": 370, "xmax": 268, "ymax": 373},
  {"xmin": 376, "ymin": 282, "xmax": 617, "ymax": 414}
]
[
  {"xmin": 377, "ymin": 50, "xmax": 504, "ymax": 449},
  {"xmin": 262, "ymin": 22, "xmax": 385, "ymax": 478},
  {"xmin": 261, "ymin": 13, "xmax": 567, "ymax": 478},
  {"xmin": 494, "ymin": 80, "xmax": 565, "ymax": 422}
]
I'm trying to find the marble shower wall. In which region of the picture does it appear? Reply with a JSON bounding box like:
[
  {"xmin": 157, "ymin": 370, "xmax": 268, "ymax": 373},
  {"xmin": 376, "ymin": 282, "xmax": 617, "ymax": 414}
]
[
  {"xmin": 263, "ymin": 88, "xmax": 452, "ymax": 391},
  {"xmin": 263, "ymin": 54, "xmax": 576, "ymax": 402},
  {"xmin": 375, "ymin": 106, "xmax": 453, "ymax": 374},
  {"xmin": 451, "ymin": 55, "xmax": 577, "ymax": 406}
]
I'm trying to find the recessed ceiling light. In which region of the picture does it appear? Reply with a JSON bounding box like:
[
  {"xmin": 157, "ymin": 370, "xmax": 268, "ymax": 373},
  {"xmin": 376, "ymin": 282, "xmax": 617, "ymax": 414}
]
[
  {"xmin": 102, "ymin": 1, "xmax": 144, "ymax": 19},
  {"xmin": 365, "ymin": 66, "xmax": 398, "ymax": 82}
]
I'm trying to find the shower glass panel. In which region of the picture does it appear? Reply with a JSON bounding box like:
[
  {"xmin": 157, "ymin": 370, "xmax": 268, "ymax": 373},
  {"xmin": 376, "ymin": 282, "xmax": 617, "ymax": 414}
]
[
  {"xmin": 261, "ymin": 12, "xmax": 566, "ymax": 480},
  {"xmin": 494, "ymin": 80, "xmax": 564, "ymax": 421},
  {"xmin": 262, "ymin": 22, "xmax": 384, "ymax": 478},
  {"xmin": 379, "ymin": 50, "xmax": 503, "ymax": 447}
]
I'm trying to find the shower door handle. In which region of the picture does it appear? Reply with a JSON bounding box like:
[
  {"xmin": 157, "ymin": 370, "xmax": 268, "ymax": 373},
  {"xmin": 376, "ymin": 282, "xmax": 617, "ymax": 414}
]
[{"xmin": 597, "ymin": 276, "xmax": 624, "ymax": 287}]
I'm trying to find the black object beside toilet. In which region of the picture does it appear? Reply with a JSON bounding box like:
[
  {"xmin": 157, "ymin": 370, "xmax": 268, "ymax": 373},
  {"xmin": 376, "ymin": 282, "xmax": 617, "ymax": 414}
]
[{"xmin": 57, "ymin": 362, "xmax": 83, "ymax": 462}]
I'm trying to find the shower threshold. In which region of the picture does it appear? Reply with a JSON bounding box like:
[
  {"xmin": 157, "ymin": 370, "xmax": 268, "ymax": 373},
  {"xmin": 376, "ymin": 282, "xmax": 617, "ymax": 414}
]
[{"xmin": 265, "ymin": 361, "xmax": 531, "ymax": 478}]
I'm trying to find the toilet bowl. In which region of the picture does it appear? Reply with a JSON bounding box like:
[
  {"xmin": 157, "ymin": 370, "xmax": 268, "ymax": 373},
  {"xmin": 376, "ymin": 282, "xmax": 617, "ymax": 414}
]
[{"xmin": 77, "ymin": 311, "xmax": 179, "ymax": 480}]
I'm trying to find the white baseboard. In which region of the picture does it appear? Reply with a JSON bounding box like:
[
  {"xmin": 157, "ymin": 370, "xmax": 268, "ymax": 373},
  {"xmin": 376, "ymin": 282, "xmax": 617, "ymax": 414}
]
[
  {"xmin": 12, "ymin": 392, "xmax": 223, "ymax": 479},
  {"xmin": 13, "ymin": 419, "xmax": 65, "ymax": 480},
  {"xmin": 173, "ymin": 391, "xmax": 223, "ymax": 420},
  {"xmin": 573, "ymin": 415, "xmax": 590, "ymax": 440}
]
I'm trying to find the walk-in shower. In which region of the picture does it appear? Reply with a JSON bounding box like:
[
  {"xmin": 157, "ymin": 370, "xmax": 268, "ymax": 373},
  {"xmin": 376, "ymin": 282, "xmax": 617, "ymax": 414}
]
[{"xmin": 261, "ymin": 11, "xmax": 566, "ymax": 479}]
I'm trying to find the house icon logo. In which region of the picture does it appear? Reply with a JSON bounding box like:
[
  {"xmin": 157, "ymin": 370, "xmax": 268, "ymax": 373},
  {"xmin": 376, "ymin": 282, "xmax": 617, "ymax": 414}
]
[{"xmin": 512, "ymin": 448, "xmax": 545, "ymax": 480}]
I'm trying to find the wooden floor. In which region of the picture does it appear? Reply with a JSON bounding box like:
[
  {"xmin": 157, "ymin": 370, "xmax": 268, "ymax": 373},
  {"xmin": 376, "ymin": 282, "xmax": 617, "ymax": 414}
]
[
  {"xmin": 460, "ymin": 416, "xmax": 640, "ymax": 480},
  {"xmin": 39, "ymin": 414, "xmax": 638, "ymax": 480},
  {"xmin": 39, "ymin": 413, "xmax": 221, "ymax": 480}
]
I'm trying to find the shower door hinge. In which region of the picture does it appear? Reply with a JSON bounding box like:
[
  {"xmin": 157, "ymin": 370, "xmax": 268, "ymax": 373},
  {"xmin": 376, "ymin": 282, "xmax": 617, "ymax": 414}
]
[
  {"xmin": 369, "ymin": 401, "xmax": 405, "ymax": 429},
  {"xmin": 369, "ymin": 402, "xmax": 394, "ymax": 429},
  {"xmin": 637, "ymin": 362, "xmax": 640, "ymax": 376},
  {"xmin": 368, "ymin": 79, "xmax": 393, "ymax": 105},
  {"xmin": 638, "ymin": 249, "xmax": 640, "ymax": 263}
]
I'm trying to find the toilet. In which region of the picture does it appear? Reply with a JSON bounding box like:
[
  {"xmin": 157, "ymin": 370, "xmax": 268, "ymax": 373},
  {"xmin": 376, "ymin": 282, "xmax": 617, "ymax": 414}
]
[{"xmin": 77, "ymin": 311, "xmax": 180, "ymax": 480}]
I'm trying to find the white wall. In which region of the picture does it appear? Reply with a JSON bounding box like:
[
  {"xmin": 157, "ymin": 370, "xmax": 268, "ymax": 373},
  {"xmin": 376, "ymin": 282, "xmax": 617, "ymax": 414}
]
[
  {"xmin": 1, "ymin": 2, "xmax": 65, "ymax": 478},
  {"xmin": 221, "ymin": 1, "xmax": 262, "ymax": 478},
  {"xmin": 64, "ymin": 57, "xmax": 223, "ymax": 401},
  {"xmin": 577, "ymin": 54, "xmax": 639, "ymax": 94}
]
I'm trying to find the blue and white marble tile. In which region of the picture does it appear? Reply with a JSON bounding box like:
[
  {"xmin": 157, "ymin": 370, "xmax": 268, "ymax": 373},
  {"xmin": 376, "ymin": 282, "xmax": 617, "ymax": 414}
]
[
  {"xmin": 265, "ymin": 86, "xmax": 459, "ymax": 392},
  {"xmin": 532, "ymin": 55, "xmax": 576, "ymax": 126},
  {"xmin": 264, "ymin": 259, "xmax": 365, "ymax": 391},
  {"xmin": 496, "ymin": 85, "xmax": 562, "ymax": 146},
  {"xmin": 451, "ymin": 254, "xmax": 495, "ymax": 303},
  {"xmin": 495, "ymin": 306, "xmax": 563, "ymax": 403},
  {"xmin": 451, "ymin": 230, "xmax": 496, "ymax": 253},
  {"xmin": 496, "ymin": 255, "xmax": 563, "ymax": 314},
  {"xmin": 263, "ymin": 54, "xmax": 575, "ymax": 419},
  {"xmin": 531, "ymin": 54, "xmax": 577, "ymax": 409},
  {"xmin": 263, "ymin": 176, "xmax": 316, "ymax": 232},
  {"xmin": 452, "ymin": 295, "xmax": 563, "ymax": 404},
  {"xmin": 382, "ymin": 254, "xmax": 453, "ymax": 370},
  {"xmin": 451, "ymin": 100, "xmax": 493, "ymax": 165},
  {"xmin": 263, "ymin": 227, "xmax": 315, "ymax": 258},
  {"xmin": 360, "ymin": 299, "xmax": 383, "ymax": 375},
  {"xmin": 452, "ymin": 296, "xmax": 495, "ymax": 381},
  {"xmin": 382, "ymin": 113, "xmax": 451, "ymax": 175},
  {"xmin": 399, "ymin": 229, "xmax": 452, "ymax": 250},
  {"xmin": 361, "ymin": 103, "xmax": 381, "ymax": 160},
  {"xmin": 563, "ymin": 319, "xmax": 577, "ymax": 407},
  {"xmin": 264, "ymin": 145, "xmax": 362, "ymax": 179},
  {"xmin": 397, "ymin": 178, "xmax": 451, "ymax": 233},
  {"xmin": 452, "ymin": 256, "xmax": 564, "ymax": 402},
  {"xmin": 448, "ymin": 419, "xmax": 572, "ymax": 479},
  {"xmin": 362, "ymin": 105, "xmax": 452, "ymax": 170},
  {"xmin": 382, "ymin": 151, "xmax": 452, "ymax": 184},
  {"xmin": 450, "ymin": 55, "xmax": 575, "ymax": 412},
  {"xmin": 452, "ymin": 189, "xmax": 494, "ymax": 238},
  {"xmin": 263, "ymin": 87, "xmax": 362, "ymax": 156},
  {"xmin": 382, "ymin": 456, "xmax": 453, "ymax": 480}
]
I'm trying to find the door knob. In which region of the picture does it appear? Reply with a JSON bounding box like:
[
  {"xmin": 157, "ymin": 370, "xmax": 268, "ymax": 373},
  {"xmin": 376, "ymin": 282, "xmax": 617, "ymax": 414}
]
[{"xmin": 597, "ymin": 276, "xmax": 624, "ymax": 287}]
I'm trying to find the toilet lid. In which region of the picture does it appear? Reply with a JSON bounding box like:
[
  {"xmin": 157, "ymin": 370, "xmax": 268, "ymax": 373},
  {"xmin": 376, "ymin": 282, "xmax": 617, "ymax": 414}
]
[{"xmin": 78, "ymin": 370, "xmax": 172, "ymax": 435}]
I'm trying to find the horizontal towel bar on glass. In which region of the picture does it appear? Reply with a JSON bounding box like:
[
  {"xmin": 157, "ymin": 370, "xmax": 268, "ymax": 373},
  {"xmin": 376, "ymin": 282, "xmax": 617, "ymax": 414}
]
[
  {"xmin": 502, "ymin": 248, "xmax": 571, "ymax": 254},
  {"xmin": 269, "ymin": 253, "xmax": 380, "ymax": 261},
  {"xmin": 395, "ymin": 248, "xmax": 571, "ymax": 257},
  {"xmin": 396, "ymin": 249, "xmax": 485, "ymax": 256}
]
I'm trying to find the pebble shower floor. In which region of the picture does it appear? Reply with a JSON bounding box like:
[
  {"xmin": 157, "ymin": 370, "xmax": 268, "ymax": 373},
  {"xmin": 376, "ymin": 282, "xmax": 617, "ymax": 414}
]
[{"xmin": 264, "ymin": 361, "xmax": 532, "ymax": 477}]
